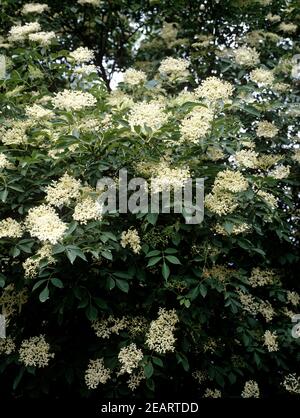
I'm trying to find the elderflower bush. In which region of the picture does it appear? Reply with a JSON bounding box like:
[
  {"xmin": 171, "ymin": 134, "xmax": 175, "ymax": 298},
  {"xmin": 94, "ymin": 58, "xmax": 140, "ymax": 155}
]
[{"xmin": 0, "ymin": 0, "xmax": 299, "ymax": 400}]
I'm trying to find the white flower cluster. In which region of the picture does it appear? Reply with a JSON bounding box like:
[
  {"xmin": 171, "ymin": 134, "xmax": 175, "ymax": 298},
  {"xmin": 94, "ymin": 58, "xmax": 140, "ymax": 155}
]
[
  {"xmin": 192, "ymin": 370, "xmax": 208, "ymax": 384},
  {"xmin": 145, "ymin": 308, "xmax": 179, "ymax": 354},
  {"xmin": 19, "ymin": 335, "xmax": 54, "ymax": 367},
  {"xmin": 120, "ymin": 229, "xmax": 141, "ymax": 254},
  {"xmin": 233, "ymin": 46, "xmax": 260, "ymax": 67},
  {"xmin": 287, "ymin": 291, "xmax": 300, "ymax": 307},
  {"xmin": 21, "ymin": 3, "xmax": 50, "ymax": 14},
  {"xmin": 205, "ymin": 146, "xmax": 224, "ymax": 161},
  {"xmin": 73, "ymin": 197, "xmax": 103, "ymax": 224},
  {"xmin": 292, "ymin": 149, "xmax": 300, "ymax": 164},
  {"xmin": 85, "ymin": 358, "xmax": 111, "ymax": 389},
  {"xmin": 78, "ymin": 0, "xmax": 101, "ymax": 5},
  {"xmin": 128, "ymin": 101, "xmax": 168, "ymax": 132},
  {"xmin": 241, "ymin": 381, "xmax": 260, "ymax": 398},
  {"xmin": 158, "ymin": 57, "xmax": 190, "ymax": 82},
  {"xmin": 256, "ymin": 120, "xmax": 279, "ymax": 138},
  {"xmin": 215, "ymin": 222, "xmax": 251, "ymax": 235},
  {"xmin": 272, "ymin": 82, "xmax": 290, "ymax": 93},
  {"xmin": 234, "ymin": 150, "xmax": 259, "ymax": 168},
  {"xmin": 107, "ymin": 90, "xmax": 134, "ymax": 109},
  {"xmin": 213, "ymin": 169, "xmax": 249, "ymax": 193},
  {"xmin": 257, "ymin": 190, "xmax": 277, "ymax": 209},
  {"xmin": 151, "ymin": 161, "xmax": 190, "ymax": 193},
  {"xmin": 0, "ymin": 284, "xmax": 28, "ymax": 318},
  {"xmin": 0, "ymin": 120, "xmax": 31, "ymax": 146},
  {"xmin": 23, "ymin": 243, "xmax": 55, "ymax": 278},
  {"xmin": 0, "ymin": 218, "xmax": 23, "ymax": 239},
  {"xmin": 25, "ymin": 204, "xmax": 67, "ymax": 244},
  {"xmin": 263, "ymin": 330, "xmax": 279, "ymax": 352},
  {"xmin": 203, "ymin": 388, "xmax": 222, "ymax": 398},
  {"xmin": 8, "ymin": 22, "xmax": 41, "ymax": 42},
  {"xmin": 123, "ymin": 68, "xmax": 147, "ymax": 85},
  {"xmin": 118, "ymin": 343, "xmax": 144, "ymax": 375},
  {"xmin": 266, "ymin": 13, "xmax": 281, "ymax": 23},
  {"xmin": 0, "ymin": 336, "xmax": 16, "ymax": 355},
  {"xmin": 195, "ymin": 76, "xmax": 234, "ymax": 102},
  {"xmin": 92, "ymin": 316, "xmax": 128, "ymax": 338},
  {"xmin": 248, "ymin": 267, "xmax": 277, "ymax": 287},
  {"xmin": 70, "ymin": 47, "xmax": 95, "ymax": 63},
  {"xmin": 28, "ymin": 31, "xmax": 56, "ymax": 46},
  {"xmin": 51, "ymin": 89, "xmax": 97, "ymax": 111},
  {"xmin": 278, "ymin": 22, "xmax": 297, "ymax": 33},
  {"xmin": 160, "ymin": 22, "xmax": 178, "ymax": 43},
  {"xmin": 282, "ymin": 374, "xmax": 300, "ymax": 395},
  {"xmin": 25, "ymin": 104, "xmax": 55, "ymax": 120},
  {"xmin": 127, "ymin": 369, "xmax": 146, "ymax": 391},
  {"xmin": 0, "ymin": 153, "xmax": 13, "ymax": 169},
  {"xmin": 268, "ymin": 165, "xmax": 290, "ymax": 179},
  {"xmin": 257, "ymin": 0, "xmax": 272, "ymax": 5},
  {"xmin": 205, "ymin": 190, "xmax": 238, "ymax": 216},
  {"xmin": 250, "ymin": 68, "xmax": 274, "ymax": 86},
  {"xmin": 180, "ymin": 106, "xmax": 213, "ymax": 143},
  {"xmin": 45, "ymin": 173, "xmax": 81, "ymax": 207},
  {"xmin": 238, "ymin": 290, "xmax": 275, "ymax": 322},
  {"xmin": 74, "ymin": 64, "xmax": 97, "ymax": 76},
  {"xmin": 77, "ymin": 117, "xmax": 101, "ymax": 132}
]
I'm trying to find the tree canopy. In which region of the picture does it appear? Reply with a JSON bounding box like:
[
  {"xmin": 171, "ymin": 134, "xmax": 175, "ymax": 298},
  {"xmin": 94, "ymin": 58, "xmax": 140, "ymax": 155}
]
[{"xmin": 0, "ymin": 0, "xmax": 299, "ymax": 400}]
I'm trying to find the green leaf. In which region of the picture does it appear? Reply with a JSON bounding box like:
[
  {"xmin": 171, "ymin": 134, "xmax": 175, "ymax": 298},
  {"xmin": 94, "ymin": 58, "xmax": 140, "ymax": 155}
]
[
  {"xmin": 176, "ymin": 353, "xmax": 189, "ymax": 371},
  {"xmin": 162, "ymin": 262, "xmax": 170, "ymax": 280},
  {"xmin": 8, "ymin": 184, "xmax": 24, "ymax": 192},
  {"xmin": 145, "ymin": 250, "xmax": 161, "ymax": 257},
  {"xmin": 66, "ymin": 246, "xmax": 87, "ymax": 264},
  {"xmin": 242, "ymin": 105, "xmax": 261, "ymax": 117},
  {"xmin": 189, "ymin": 286, "xmax": 200, "ymax": 300},
  {"xmin": 102, "ymin": 232, "xmax": 117, "ymax": 241},
  {"xmin": 113, "ymin": 271, "xmax": 132, "ymax": 279},
  {"xmin": 228, "ymin": 372, "xmax": 236, "ymax": 384},
  {"xmin": 13, "ymin": 367, "xmax": 25, "ymax": 390},
  {"xmin": 144, "ymin": 362, "xmax": 154, "ymax": 379},
  {"xmin": 52, "ymin": 244, "xmax": 65, "ymax": 254},
  {"xmin": 165, "ymin": 255, "xmax": 181, "ymax": 265},
  {"xmin": 17, "ymin": 243, "xmax": 33, "ymax": 253},
  {"xmin": 146, "ymin": 213, "xmax": 158, "ymax": 225},
  {"xmin": 32, "ymin": 279, "xmax": 47, "ymax": 292},
  {"xmin": 115, "ymin": 279, "xmax": 129, "ymax": 293},
  {"xmin": 101, "ymin": 250, "xmax": 113, "ymax": 260},
  {"xmin": 65, "ymin": 221, "xmax": 78, "ymax": 236},
  {"xmin": 147, "ymin": 256, "xmax": 162, "ymax": 267},
  {"xmin": 223, "ymin": 221, "xmax": 234, "ymax": 234},
  {"xmin": 0, "ymin": 189, "xmax": 8, "ymax": 202},
  {"xmin": 107, "ymin": 277, "xmax": 115, "ymax": 290},
  {"xmin": 93, "ymin": 297, "xmax": 108, "ymax": 309},
  {"xmin": 0, "ymin": 274, "xmax": 6, "ymax": 288},
  {"xmin": 216, "ymin": 372, "xmax": 225, "ymax": 387},
  {"xmin": 199, "ymin": 284, "xmax": 207, "ymax": 298},
  {"xmin": 164, "ymin": 248, "xmax": 178, "ymax": 254},
  {"xmin": 152, "ymin": 357, "xmax": 163, "ymax": 367},
  {"xmin": 39, "ymin": 286, "xmax": 49, "ymax": 303},
  {"xmin": 145, "ymin": 378, "xmax": 155, "ymax": 391},
  {"xmin": 254, "ymin": 352, "xmax": 261, "ymax": 367},
  {"xmin": 86, "ymin": 304, "xmax": 98, "ymax": 321},
  {"xmin": 11, "ymin": 246, "xmax": 20, "ymax": 258},
  {"xmin": 51, "ymin": 278, "xmax": 64, "ymax": 288}
]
